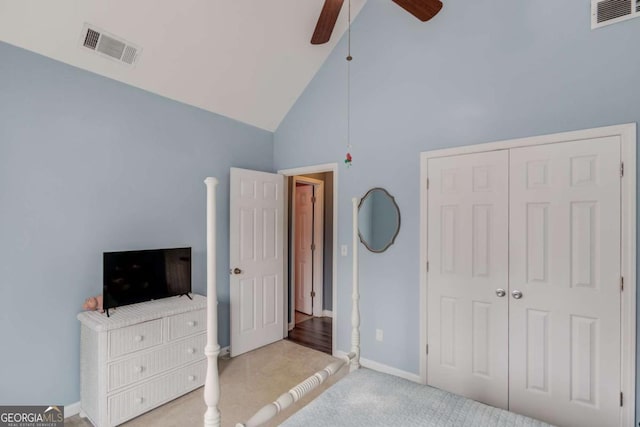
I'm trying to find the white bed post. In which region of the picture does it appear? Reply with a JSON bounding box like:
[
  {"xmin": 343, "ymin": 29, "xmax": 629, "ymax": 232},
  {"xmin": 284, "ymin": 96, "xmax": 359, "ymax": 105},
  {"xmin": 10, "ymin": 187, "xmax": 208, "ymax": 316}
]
[
  {"xmin": 351, "ymin": 197, "xmax": 361, "ymax": 371},
  {"xmin": 204, "ymin": 177, "xmax": 221, "ymax": 427}
]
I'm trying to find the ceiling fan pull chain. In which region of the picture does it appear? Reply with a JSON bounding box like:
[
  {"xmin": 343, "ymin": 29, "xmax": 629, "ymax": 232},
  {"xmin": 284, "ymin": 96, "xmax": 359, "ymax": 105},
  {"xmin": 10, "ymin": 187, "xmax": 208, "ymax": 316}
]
[
  {"xmin": 347, "ymin": 0, "xmax": 352, "ymax": 60},
  {"xmin": 344, "ymin": 0, "xmax": 353, "ymax": 168}
]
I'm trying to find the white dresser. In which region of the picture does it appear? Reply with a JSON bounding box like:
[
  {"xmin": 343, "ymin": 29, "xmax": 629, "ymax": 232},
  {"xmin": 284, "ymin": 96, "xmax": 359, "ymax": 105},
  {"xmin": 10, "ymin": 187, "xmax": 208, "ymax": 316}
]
[{"xmin": 77, "ymin": 295, "xmax": 207, "ymax": 427}]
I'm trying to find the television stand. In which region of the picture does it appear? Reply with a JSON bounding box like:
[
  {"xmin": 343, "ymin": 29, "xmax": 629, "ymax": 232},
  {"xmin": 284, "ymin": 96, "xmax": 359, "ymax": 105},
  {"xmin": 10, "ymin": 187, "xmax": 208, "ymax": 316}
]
[{"xmin": 77, "ymin": 295, "xmax": 207, "ymax": 427}]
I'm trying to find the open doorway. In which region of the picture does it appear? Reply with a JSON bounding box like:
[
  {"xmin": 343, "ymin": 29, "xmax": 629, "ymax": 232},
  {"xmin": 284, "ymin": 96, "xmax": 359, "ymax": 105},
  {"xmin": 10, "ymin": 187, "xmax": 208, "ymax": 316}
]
[
  {"xmin": 292, "ymin": 176, "xmax": 324, "ymax": 319},
  {"xmin": 279, "ymin": 165, "xmax": 337, "ymax": 356}
]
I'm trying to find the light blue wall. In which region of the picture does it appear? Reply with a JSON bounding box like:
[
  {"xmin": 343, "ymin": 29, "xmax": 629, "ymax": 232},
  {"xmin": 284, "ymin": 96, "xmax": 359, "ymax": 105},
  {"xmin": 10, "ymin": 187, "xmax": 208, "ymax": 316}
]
[
  {"xmin": 273, "ymin": 0, "xmax": 640, "ymax": 420},
  {"xmin": 0, "ymin": 41, "xmax": 273, "ymax": 405}
]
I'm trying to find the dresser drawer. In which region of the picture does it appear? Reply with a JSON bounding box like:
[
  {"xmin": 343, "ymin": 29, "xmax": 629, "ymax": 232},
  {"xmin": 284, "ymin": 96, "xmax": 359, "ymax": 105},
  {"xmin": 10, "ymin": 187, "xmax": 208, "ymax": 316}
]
[
  {"xmin": 108, "ymin": 360, "xmax": 206, "ymax": 426},
  {"xmin": 167, "ymin": 309, "xmax": 206, "ymax": 341},
  {"xmin": 108, "ymin": 319, "xmax": 162, "ymax": 359},
  {"xmin": 108, "ymin": 333, "xmax": 206, "ymax": 391}
]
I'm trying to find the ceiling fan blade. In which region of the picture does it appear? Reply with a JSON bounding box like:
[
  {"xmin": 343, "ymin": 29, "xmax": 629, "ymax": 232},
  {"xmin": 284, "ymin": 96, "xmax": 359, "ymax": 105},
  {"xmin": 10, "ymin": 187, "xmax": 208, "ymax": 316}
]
[
  {"xmin": 392, "ymin": 0, "xmax": 443, "ymax": 22},
  {"xmin": 311, "ymin": 0, "xmax": 345, "ymax": 45}
]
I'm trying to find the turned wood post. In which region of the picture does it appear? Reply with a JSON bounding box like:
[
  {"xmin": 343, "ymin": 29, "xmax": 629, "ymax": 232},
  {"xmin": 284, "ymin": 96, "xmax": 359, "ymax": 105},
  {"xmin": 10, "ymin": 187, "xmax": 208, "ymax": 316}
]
[{"xmin": 204, "ymin": 177, "xmax": 221, "ymax": 427}]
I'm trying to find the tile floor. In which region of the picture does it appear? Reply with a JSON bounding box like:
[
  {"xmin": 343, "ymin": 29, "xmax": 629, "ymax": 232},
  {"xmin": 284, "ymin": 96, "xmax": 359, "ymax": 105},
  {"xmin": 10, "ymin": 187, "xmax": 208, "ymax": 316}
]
[{"xmin": 65, "ymin": 340, "xmax": 345, "ymax": 427}]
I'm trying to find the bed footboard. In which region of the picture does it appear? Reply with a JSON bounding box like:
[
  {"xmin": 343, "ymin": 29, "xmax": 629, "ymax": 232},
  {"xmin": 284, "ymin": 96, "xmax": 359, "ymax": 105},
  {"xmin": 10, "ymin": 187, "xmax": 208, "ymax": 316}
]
[{"xmin": 237, "ymin": 352, "xmax": 357, "ymax": 427}]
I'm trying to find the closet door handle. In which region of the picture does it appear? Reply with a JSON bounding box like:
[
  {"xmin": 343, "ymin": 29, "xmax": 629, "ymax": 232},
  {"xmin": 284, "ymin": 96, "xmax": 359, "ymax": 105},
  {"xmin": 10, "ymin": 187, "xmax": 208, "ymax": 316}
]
[
  {"xmin": 495, "ymin": 289, "xmax": 506, "ymax": 298},
  {"xmin": 512, "ymin": 290, "xmax": 523, "ymax": 299}
]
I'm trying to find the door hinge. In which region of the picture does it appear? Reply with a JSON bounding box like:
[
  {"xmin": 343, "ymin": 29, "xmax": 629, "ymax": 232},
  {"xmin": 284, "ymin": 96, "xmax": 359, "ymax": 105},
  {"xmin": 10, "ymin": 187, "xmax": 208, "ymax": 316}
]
[
  {"xmin": 620, "ymin": 391, "xmax": 623, "ymax": 407},
  {"xmin": 426, "ymin": 261, "xmax": 429, "ymax": 272},
  {"xmin": 426, "ymin": 344, "xmax": 429, "ymax": 354},
  {"xmin": 621, "ymin": 276, "xmax": 624, "ymax": 292},
  {"xmin": 621, "ymin": 162, "xmax": 624, "ymax": 178},
  {"xmin": 426, "ymin": 179, "xmax": 430, "ymax": 190},
  {"xmin": 311, "ymin": 291, "xmax": 316, "ymax": 298},
  {"xmin": 311, "ymin": 243, "xmax": 316, "ymax": 251},
  {"xmin": 311, "ymin": 196, "xmax": 316, "ymax": 204}
]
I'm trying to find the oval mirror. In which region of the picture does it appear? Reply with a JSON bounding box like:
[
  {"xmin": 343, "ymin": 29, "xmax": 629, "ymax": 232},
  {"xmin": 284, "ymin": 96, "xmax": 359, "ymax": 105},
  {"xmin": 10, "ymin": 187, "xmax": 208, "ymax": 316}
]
[{"xmin": 358, "ymin": 188, "xmax": 400, "ymax": 253}]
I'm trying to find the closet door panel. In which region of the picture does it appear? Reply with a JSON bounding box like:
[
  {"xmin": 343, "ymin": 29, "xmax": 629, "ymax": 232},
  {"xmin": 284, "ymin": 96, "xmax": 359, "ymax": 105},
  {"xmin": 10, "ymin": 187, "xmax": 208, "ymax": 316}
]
[
  {"xmin": 427, "ymin": 150, "xmax": 509, "ymax": 409},
  {"xmin": 508, "ymin": 137, "xmax": 621, "ymax": 427}
]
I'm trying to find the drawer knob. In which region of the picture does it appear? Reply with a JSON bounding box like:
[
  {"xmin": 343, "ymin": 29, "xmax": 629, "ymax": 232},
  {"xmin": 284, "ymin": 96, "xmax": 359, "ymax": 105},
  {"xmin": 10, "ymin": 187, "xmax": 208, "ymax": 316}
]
[
  {"xmin": 134, "ymin": 335, "xmax": 144, "ymax": 342},
  {"xmin": 135, "ymin": 397, "xmax": 144, "ymax": 404},
  {"xmin": 187, "ymin": 321, "xmax": 196, "ymax": 327},
  {"xmin": 188, "ymin": 375, "xmax": 196, "ymax": 381},
  {"xmin": 187, "ymin": 348, "xmax": 196, "ymax": 355},
  {"xmin": 133, "ymin": 366, "xmax": 143, "ymax": 373}
]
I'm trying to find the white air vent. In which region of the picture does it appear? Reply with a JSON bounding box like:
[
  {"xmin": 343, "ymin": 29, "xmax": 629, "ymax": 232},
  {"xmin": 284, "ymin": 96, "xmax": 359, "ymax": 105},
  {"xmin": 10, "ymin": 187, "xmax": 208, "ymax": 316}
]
[
  {"xmin": 80, "ymin": 24, "xmax": 141, "ymax": 66},
  {"xmin": 591, "ymin": 0, "xmax": 640, "ymax": 28}
]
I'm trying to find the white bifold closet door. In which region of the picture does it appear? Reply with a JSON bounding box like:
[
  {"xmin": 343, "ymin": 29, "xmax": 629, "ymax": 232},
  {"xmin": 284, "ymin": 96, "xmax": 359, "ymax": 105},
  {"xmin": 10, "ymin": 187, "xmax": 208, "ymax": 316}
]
[
  {"xmin": 427, "ymin": 150, "xmax": 510, "ymax": 409},
  {"xmin": 427, "ymin": 136, "xmax": 621, "ymax": 427},
  {"xmin": 508, "ymin": 137, "xmax": 621, "ymax": 427}
]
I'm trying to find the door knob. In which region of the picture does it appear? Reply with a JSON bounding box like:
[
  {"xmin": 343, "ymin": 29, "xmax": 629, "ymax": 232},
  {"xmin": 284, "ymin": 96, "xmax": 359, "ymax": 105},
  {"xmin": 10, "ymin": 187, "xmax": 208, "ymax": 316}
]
[
  {"xmin": 229, "ymin": 267, "xmax": 242, "ymax": 275},
  {"xmin": 512, "ymin": 290, "xmax": 523, "ymax": 299},
  {"xmin": 495, "ymin": 288, "xmax": 506, "ymax": 297}
]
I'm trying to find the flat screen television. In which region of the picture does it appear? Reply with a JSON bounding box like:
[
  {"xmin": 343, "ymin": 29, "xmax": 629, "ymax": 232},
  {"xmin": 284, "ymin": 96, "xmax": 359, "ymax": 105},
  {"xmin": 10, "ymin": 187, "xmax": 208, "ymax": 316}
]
[{"xmin": 103, "ymin": 247, "xmax": 192, "ymax": 315}]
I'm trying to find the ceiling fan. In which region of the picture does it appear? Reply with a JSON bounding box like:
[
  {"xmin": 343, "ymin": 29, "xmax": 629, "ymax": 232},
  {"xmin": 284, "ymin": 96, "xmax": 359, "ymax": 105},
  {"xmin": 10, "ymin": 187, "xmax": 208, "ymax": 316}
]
[{"xmin": 311, "ymin": 0, "xmax": 443, "ymax": 45}]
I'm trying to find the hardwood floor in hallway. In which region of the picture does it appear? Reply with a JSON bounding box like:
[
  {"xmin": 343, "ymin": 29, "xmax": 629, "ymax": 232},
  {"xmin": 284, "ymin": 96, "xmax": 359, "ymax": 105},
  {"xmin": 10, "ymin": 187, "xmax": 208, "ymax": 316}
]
[{"xmin": 287, "ymin": 316, "xmax": 332, "ymax": 355}]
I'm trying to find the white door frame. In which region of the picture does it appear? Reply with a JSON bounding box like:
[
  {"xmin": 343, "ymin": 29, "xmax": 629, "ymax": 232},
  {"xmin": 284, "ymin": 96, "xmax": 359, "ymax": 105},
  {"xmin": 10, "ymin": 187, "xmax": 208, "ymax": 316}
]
[
  {"xmin": 419, "ymin": 123, "xmax": 636, "ymax": 426},
  {"xmin": 292, "ymin": 176, "xmax": 325, "ymax": 319},
  {"xmin": 279, "ymin": 163, "xmax": 338, "ymax": 355}
]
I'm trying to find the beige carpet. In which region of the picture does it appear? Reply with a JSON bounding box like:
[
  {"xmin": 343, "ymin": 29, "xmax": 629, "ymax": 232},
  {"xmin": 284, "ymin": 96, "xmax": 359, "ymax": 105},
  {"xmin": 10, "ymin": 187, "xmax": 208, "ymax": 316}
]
[{"xmin": 65, "ymin": 340, "xmax": 346, "ymax": 427}]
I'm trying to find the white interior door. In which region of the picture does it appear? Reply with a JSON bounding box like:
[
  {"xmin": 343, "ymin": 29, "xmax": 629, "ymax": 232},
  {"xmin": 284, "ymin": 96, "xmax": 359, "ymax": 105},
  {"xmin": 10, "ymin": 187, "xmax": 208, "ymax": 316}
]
[
  {"xmin": 508, "ymin": 137, "xmax": 621, "ymax": 427},
  {"xmin": 230, "ymin": 167, "xmax": 284, "ymax": 357},
  {"xmin": 294, "ymin": 184, "xmax": 314, "ymax": 316},
  {"xmin": 427, "ymin": 150, "xmax": 509, "ymax": 409}
]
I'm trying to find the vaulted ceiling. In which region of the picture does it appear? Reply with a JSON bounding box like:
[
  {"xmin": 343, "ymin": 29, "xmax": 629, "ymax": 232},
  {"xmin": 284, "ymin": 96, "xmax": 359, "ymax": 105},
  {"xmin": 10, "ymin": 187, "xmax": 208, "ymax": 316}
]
[{"xmin": 0, "ymin": 0, "xmax": 366, "ymax": 131}]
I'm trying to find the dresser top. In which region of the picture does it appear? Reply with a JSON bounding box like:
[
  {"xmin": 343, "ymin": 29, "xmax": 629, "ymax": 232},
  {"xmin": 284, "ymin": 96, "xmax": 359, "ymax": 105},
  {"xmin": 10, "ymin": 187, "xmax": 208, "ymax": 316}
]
[{"xmin": 77, "ymin": 294, "xmax": 207, "ymax": 331}]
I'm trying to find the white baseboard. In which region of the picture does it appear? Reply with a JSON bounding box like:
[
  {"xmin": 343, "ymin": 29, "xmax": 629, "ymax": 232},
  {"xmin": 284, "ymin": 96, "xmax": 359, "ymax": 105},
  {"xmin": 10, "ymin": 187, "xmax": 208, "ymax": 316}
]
[
  {"xmin": 335, "ymin": 350, "xmax": 422, "ymax": 383},
  {"xmin": 288, "ymin": 322, "xmax": 295, "ymax": 331},
  {"xmin": 322, "ymin": 310, "xmax": 333, "ymax": 318},
  {"xmin": 65, "ymin": 401, "xmax": 81, "ymax": 418}
]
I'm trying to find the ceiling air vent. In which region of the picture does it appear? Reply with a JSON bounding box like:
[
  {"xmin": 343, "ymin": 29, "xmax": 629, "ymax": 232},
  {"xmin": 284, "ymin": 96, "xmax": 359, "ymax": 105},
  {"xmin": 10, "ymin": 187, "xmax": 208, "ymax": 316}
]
[
  {"xmin": 591, "ymin": 0, "xmax": 640, "ymax": 28},
  {"xmin": 83, "ymin": 28, "xmax": 100, "ymax": 49},
  {"xmin": 79, "ymin": 24, "xmax": 141, "ymax": 66}
]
